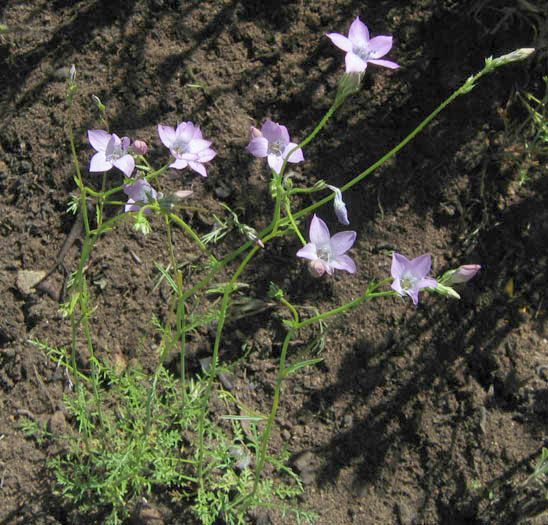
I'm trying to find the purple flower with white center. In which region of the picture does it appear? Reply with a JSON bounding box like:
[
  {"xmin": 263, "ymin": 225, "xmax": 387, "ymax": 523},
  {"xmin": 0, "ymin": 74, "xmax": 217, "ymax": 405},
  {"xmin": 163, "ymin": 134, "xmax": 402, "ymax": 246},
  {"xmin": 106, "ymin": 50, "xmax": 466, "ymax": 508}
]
[
  {"xmin": 297, "ymin": 214, "xmax": 356, "ymax": 276},
  {"xmin": 158, "ymin": 122, "xmax": 216, "ymax": 177},
  {"xmin": 327, "ymin": 17, "xmax": 400, "ymax": 73},
  {"xmin": 326, "ymin": 184, "xmax": 349, "ymax": 225},
  {"xmin": 246, "ymin": 120, "xmax": 304, "ymax": 175},
  {"xmin": 88, "ymin": 130, "xmax": 135, "ymax": 177},
  {"xmin": 391, "ymin": 253, "xmax": 437, "ymax": 305},
  {"xmin": 123, "ymin": 178, "xmax": 159, "ymax": 214}
]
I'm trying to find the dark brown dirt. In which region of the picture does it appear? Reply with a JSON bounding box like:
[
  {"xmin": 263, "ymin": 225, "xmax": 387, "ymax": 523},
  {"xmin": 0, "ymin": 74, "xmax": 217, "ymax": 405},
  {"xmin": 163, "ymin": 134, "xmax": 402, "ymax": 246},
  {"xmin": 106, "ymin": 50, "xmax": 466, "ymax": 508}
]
[{"xmin": 1, "ymin": 0, "xmax": 548, "ymax": 524}]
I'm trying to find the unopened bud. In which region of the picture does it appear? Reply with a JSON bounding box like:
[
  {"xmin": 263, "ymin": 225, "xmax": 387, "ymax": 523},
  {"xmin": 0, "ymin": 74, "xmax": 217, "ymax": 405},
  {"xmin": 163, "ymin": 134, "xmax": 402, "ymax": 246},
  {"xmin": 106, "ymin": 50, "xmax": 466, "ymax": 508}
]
[
  {"xmin": 249, "ymin": 126, "xmax": 262, "ymax": 140},
  {"xmin": 444, "ymin": 264, "xmax": 481, "ymax": 285},
  {"xmin": 91, "ymin": 94, "xmax": 106, "ymax": 112},
  {"xmin": 69, "ymin": 64, "xmax": 76, "ymax": 82},
  {"xmin": 326, "ymin": 184, "xmax": 349, "ymax": 225},
  {"xmin": 132, "ymin": 140, "xmax": 148, "ymax": 155},
  {"xmin": 308, "ymin": 259, "xmax": 325, "ymax": 278},
  {"xmin": 241, "ymin": 224, "xmax": 264, "ymax": 248},
  {"xmin": 494, "ymin": 48, "xmax": 535, "ymax": 66},
  {"xmin": 335, "ymin": 72, "xmax": 363, "ymax": 103}
]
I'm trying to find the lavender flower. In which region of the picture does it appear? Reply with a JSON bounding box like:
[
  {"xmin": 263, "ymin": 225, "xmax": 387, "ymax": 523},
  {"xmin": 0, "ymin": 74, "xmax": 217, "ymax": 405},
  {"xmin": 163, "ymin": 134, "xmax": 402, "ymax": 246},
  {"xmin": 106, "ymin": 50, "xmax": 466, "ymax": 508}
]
[
  {"xmin": 246, "ymin": 120, "xmax": 304, "ymax": 174},
  {"xmin": 158, "ymin": 122, "xmax": 216, "ymax": 177},
  {"xmin": 88, "ymin": 130, "xmax": 135, "ymax": 177},
  {"xmin": 391, "ymin": 253, "xmax": 437, "ymax": 305},
  {"xmin": 326, "ymin": 184, "xmax": 349, "ymax": 225},
  {"xmin": 123, "ymin": 178, "xmax": 159, "ymax": 214},
  {"xmin": 327, "ymin": 17, "xmax": 399, "ymax": 73},
  {"xmin": 297, "ymin": 214, "xmax": 356, "ymax": 276}
]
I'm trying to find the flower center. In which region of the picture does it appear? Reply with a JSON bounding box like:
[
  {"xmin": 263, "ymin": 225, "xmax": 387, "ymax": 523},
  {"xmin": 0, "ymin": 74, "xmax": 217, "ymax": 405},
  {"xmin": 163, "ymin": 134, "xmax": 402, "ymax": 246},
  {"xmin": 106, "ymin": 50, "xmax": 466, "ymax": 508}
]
[
  {"xmin": 316, "ymin": 246, "xmax": 331, "ymax": 263},
  {"xmin": 400, "ymin": 272, "xmax": 418, "ymax": 291},
  {"xmin": 106, "ymin": 144, "xmax": 125, "ymax": 162},
  {"xmin": 353, "ymin": 44, "xmax": 372, "ymax": 62},
  {"xmin": 171, "ymin": 139, "xmax": 189, "ymax": 157},
  {"xmin": 268, "ymin": 139, "xmax": 285, "ymax": 156}
]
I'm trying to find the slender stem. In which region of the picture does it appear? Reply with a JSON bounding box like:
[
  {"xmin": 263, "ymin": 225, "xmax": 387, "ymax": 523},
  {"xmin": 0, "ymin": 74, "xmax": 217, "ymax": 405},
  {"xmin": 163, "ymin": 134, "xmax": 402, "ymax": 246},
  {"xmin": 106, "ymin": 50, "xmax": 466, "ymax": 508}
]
[
  {"xmin": 240, "ymin": 278, "xmax": 396, "ymax": 511},
  {"xmin": 168, "ymin": 213, "xmax": 217, "ymax": 264},
  {"xmin": 284, "ymin": 197, "xmax": 306, "ymax": 246}
]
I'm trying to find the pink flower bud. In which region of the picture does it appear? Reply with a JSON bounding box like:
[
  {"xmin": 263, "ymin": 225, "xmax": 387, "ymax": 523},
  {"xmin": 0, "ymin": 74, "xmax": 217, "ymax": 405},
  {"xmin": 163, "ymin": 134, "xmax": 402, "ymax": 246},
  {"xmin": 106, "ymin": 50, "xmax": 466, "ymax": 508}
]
[
  {"xmin": 249, "ymin": 126, "xmax": 262, "ymax": 140},
  {"xmin": 132, "ymin": 140, "xmax": 148, "ymax": 155},
  {"xmin": 308, "ymin": 259, "xmax": 326, "ymax": 278},
  {"xmin": 445, "ymin": 264, "xmax": 481, "ymax": 285}
]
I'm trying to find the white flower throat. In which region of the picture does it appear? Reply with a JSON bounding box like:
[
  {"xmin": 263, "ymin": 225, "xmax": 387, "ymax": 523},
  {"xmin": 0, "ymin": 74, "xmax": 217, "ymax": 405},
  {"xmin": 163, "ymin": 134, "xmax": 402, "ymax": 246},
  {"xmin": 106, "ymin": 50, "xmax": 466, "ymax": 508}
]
[
  {"xmin": 172, "ymin": 139, "xmax": 189, "ymax": 156},
  {"xmin": 317, "ymin": 245, "xmax": 332, "ymax": 262},
  {"xmin": 400, "ymin": 272, "xmax": 418, "ymax": 291},
  {"xmin": 106, "ymin": 143, "xmax": 125, "ymax": 162},
  {"xmin": 353, "ymin": 44, "xmax": 372, "ymax": 62},
  {"xmin": 268, "ymin": 139, "xmax": 285, "ymax": 156}
]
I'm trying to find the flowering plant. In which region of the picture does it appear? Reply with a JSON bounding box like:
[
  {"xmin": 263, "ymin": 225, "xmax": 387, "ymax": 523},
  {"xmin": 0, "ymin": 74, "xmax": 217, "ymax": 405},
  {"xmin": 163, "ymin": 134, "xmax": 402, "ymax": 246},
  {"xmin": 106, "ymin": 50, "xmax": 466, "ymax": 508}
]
[{"xmin": 40, "ymin": 13, "xmax": 532, "ymax": 525}]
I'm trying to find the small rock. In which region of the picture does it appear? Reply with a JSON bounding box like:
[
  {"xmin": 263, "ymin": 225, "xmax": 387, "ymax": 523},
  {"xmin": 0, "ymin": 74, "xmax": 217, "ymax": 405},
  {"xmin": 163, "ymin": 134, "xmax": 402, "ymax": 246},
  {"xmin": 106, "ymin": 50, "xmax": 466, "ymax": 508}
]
[
  {"xmin": 16, "ymin": 270, "xmax": 46, "ymax": 295},
  {"xmin": 292, "ymin": 450, "xmax": 315, "ymax": 472},
  {"xmin": 300, "ymin": 468, "xmax": 317, "ymax": 485},
  {"xmin": 47, "ymin": 410, "xmax": 68, "ymax": 435}
]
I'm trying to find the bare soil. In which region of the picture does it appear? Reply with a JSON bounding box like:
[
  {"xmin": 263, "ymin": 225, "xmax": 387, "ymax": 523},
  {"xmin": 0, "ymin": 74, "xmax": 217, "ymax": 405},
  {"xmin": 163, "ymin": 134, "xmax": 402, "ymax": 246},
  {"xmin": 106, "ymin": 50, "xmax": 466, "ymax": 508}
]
[{"xmin": 1, "ymin": 0, "xmax": 548, "ymax": 524}]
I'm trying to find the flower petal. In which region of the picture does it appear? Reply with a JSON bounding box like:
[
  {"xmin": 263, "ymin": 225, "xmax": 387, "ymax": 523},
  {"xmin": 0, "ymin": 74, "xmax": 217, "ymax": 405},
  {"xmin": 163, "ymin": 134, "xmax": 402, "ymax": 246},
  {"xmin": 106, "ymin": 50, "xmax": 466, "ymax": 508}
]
[
  {"xmin": 267, "ymin": 153, "xmax": 284, "ymax": 174},
  {"xmin": 246, "ymin": 137, "xmax": 269, "ymax": 158},
  {"xmin": 309, "ymin": 215, "xmax": 331, "ymax": 246},
  {"xmin": 113, "ymin": 155, "xmax": 135, "ymax": 177},
  {"xmin": 89, "ymin": 151, "xmax": 112, "ymax": 172},
  {"xmin": 345, "ymin": 52, "xmax": 367, "ymax": 73},
  {"xmin": 187, "ymin": 139, "xmax": 212, "ymax": 153},
  {"xmin": 331, "ymin": 254, "xmax": 356, "ymax": 274},
  {"xmin": 409, "ymin": 253, "xmax": 432, "ymax": 279},
  {"xmin": 261, "ymin": 120, "xmax": 283, "ymax": 142},
  {"xmin": 284, "ymin": 142, "xmax": 304, "ymax": 163},
  {"xmin": 88, "ymin": 129, "xmax": 111, "ymax": 152},
  {"xmin": 368, "ymin": 36, "xmax": 393, "ymax": 58},
  {"xmin": 330, "ymin": 231, "xmax": 356, "ymax": 256},
  {"xmin": 277, "ymin": 124, "xmax": 290, "ymax": 144},
  {"xmin": 348, "ymin": 17, "xmax": 369, "ymax": 47},
  {"xmin": 408, "ymin": 289, "xmax": 420, "ymax": 305},
  {"xmin": 326, "ymin": 32, "xmax": 353, "ymax": 53},
  {"xmin": 169, "ymin": 158, "xmax": 188, "ymax": 170},
  {"xmin": 188, "ymin": 161, "xmax": 207, "ymax": 177},
  {"xmin": 391, "ymin": 253, "xmax": 410, "ymax": 279},
  {"xmin": 368, "ymin": 59, "xmax": 400, "ymax": 69},
  {"xmin": 176, "ymin": 122, "xmax": 196, "ymax": 143},
  {"xmin": 197, "ymin": 148, "xmax": 217, "ymax": 163},
  {"xmin": 391, "ymin": 278, "xmax": 404, "ymax": 296},
  {"xmin": 296, "ymin": 243, "xmax": 318, "ymax": 261},
  {"xmin": 158, "ymin": 124, "xmax": 176, "ymax": 148},
  {"xmin": 418, "ymin": 277, "xmax": 438, "ymax": 289}
]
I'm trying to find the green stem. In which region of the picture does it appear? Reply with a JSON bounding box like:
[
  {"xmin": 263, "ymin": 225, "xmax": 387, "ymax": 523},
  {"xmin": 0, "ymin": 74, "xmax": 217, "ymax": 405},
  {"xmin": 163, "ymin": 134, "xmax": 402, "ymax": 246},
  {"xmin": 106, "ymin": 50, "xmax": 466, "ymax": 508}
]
[
  {"xmin": 168, "ymin": 213, "xmax": 217, "ymax": 264},
  {"xmin": 240, "ymin": 278, "xmax": 395, "ymax": 511},
  {"xmin": 284, "ymin": 197, "xmax": 306, "ymax": 246}
]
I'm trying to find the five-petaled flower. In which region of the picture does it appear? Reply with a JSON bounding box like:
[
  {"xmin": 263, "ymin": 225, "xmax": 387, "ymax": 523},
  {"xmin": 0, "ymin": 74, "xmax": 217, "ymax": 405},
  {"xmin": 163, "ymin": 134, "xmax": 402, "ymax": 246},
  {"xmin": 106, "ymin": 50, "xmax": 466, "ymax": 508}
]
[
  {"xmin": 327, "ymin": 17, "xmax": 400, "ymax": 73},
  {"xmin": 246, "ymin": 120, "xmax": 304, "ymax": 175},
  {"xmin": 88, "ymin": 130, "xmax": 135, "ymax": 178},
  {"xmin": 123, "ymin": 178, "xmax": 159, "ymax": 214},
  {"xmin": 158, "ymin": 122, "xmax": 216, "ymax": 177},
  {"xmin": 297, "ymin": 214, "xmax": 356, "ymax": 276},
  {"xmin": 391, "ymin": 253, "xmax": 437, "ymax": 305}
]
